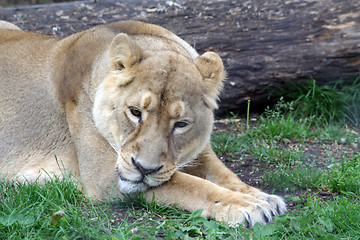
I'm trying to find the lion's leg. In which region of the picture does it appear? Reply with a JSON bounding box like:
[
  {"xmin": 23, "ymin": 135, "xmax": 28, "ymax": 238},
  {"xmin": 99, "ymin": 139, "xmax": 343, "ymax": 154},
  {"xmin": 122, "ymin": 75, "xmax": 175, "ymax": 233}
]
[
  {"xmin": 146, "ymin": 171, "xmax": 275, "ymax": 227},
  {"xmin": 181, "ymin": 143, "xmax": 287, "ymax": 216},
  {"xmin": 65, "ymin": 100, "xmax": 120, "ymax": 198}
]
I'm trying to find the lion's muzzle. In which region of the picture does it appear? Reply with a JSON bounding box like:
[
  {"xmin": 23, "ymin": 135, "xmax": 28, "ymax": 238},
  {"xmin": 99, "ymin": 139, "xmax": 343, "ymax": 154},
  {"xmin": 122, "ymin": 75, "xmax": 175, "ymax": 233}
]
[{"xmin": 116, "ymin": 156, "xmax": 169, "ymax": 194}]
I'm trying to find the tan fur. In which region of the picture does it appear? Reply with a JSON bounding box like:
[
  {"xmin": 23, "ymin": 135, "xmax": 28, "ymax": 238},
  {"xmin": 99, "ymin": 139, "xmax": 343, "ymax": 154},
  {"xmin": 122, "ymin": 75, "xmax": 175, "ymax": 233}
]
[
  {"xmin": 0, "ymin": 20, "xmax": 21, "ymax": 30},
  {"xmin": 0, "ymin": 20, "xmax": 286, "ymax": 226}
]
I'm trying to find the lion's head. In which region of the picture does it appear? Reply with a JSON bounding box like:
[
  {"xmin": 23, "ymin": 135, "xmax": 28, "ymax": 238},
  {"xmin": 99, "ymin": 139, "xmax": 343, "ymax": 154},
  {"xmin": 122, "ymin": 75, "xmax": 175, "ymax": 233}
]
[{"xmin": 92, "ymin": 33, "xmax": 225, "ymax": 193}]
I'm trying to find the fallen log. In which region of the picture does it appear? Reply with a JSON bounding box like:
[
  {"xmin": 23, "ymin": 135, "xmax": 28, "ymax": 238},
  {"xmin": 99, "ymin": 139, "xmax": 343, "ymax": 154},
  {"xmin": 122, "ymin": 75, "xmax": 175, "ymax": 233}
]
[{"xmin": 1, "ymin": 0, "xmax": 359, "ymax": 114}]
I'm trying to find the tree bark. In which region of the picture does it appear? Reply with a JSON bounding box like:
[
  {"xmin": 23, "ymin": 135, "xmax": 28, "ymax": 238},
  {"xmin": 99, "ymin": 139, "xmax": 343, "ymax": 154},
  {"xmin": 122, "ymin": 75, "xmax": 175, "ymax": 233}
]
[{"xmin": 1, "ymin": 0, "xmax": 359, "ymax": 115}]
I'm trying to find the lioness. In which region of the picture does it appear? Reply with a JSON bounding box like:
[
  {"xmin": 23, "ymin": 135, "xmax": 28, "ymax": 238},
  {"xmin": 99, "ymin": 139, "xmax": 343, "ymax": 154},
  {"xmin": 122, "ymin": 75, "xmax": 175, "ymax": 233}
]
[{"xmin": 0, "ymin": 20, "xmax": 286, "ymax": 226}]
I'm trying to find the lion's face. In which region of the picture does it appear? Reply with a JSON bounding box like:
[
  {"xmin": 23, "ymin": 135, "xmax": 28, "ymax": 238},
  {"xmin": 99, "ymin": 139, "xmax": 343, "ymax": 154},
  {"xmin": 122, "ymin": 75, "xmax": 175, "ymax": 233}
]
[{"xmin": 93, "ymin": 34, "xmax": 225, "ymax": 193}]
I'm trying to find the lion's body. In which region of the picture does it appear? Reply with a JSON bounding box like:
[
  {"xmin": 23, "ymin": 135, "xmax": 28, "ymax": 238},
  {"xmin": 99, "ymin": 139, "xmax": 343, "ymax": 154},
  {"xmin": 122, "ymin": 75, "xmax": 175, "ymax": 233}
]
[{"xmin": 0, "ymin": 20, "xmax": 286, "ymax": 226}]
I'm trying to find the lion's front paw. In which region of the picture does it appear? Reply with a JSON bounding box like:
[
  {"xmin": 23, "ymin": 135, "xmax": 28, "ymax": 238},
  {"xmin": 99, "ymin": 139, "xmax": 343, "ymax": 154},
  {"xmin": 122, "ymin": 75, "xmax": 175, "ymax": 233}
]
[{"xmin": 207, "ymin": 192, "xmax": 281, "ymax": 227}]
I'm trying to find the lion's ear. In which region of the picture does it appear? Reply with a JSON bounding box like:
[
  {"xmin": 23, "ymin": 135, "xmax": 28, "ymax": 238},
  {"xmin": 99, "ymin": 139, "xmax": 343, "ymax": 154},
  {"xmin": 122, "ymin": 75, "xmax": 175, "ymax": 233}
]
[
  {"xmin": 195, "ymin": 52, "xmax": 226, "ymax": 108},
  {"xmin": 109, "ymin": 33, "xmax": 142, "ymax": 70}
]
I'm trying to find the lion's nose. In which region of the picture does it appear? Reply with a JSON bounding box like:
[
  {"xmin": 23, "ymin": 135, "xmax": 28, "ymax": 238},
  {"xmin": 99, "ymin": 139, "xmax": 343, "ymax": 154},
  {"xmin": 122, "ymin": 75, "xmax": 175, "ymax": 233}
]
[{"xmin": 131, "ymin": 158, "xmax": 163, "ymax": 176}]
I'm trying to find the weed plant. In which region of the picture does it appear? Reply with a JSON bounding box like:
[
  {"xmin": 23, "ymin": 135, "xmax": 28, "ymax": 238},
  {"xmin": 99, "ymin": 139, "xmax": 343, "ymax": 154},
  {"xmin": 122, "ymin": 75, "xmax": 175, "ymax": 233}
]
[
  {"xmin": 278, "ymin": 79, "xmax": 348, "ymax": 125},
  {"xmin": 321, "ymin": 124, "xmax": 360, "ymax": 144},
  {"xmin": 250, "ymin": 98, "xmax": 314, "ymax": 142},
  {"xmin": 323, "ymin": 155, "xmax": 360, "ymax": 193},
  {"xmin": 261, "ymin": 163, "xmax": 322, "ymax": 191},
  {"xmin": 211, "ymin": 128, "xmax": 307, "ymax": 165},
  {"xmin": 277, "ymin": 77, "xmax": 360, "ymax": 126}
]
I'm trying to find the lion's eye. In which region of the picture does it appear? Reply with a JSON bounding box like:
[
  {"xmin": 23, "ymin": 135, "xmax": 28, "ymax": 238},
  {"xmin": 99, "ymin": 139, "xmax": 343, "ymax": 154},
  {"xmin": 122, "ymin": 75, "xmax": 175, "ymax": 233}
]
[
  {"xmin": 129, "ymin": 107, "xmax": 142, "ymax": 119},
  {"xmin": 174, "ymin": 121, "xmax": 188, "ymax": 129}
]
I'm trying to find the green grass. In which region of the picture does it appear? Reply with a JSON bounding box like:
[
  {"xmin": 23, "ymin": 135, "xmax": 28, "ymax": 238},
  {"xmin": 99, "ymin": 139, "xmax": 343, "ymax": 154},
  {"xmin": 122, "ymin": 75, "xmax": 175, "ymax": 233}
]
[
  {"xmin": 254, "ymin": 115, "xmax": 312, "ymax": 142},
  {"xmin": 321, "ymin": 124, "xmax": 360, "ymax": 144},
  {"xmin": 211, "ymin": 117, "xmax": 309, "ymax": 165},
  {"xmin": 260, "ymin": 155, "xmax": 360, "ymax": 193},
  {"xmin": 0, "ymin": 174, "xmax": 114, "ymax": 239}
]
